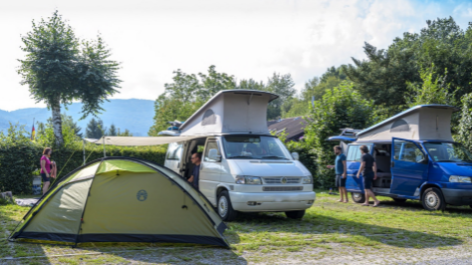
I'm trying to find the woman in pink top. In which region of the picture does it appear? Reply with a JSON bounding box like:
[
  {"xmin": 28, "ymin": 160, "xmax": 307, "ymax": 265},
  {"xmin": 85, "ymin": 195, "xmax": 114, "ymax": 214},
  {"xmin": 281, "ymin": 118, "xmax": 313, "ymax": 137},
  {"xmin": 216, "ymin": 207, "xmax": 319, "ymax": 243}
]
[{"xmin": 40, "ymin": 147, "xmax": 56, "ymax": 194}]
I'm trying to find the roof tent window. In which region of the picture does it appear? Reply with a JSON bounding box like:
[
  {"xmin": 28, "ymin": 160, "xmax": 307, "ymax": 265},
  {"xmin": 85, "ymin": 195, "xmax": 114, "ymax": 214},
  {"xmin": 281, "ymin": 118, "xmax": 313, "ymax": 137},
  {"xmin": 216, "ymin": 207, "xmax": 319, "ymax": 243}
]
[
  {"xmin": 390, "ymin": 119, "xmax": 410, "ymax": 132},
  {"xmin": 202, "ymin": 109, "xmax": 216, "ymax": 126}
]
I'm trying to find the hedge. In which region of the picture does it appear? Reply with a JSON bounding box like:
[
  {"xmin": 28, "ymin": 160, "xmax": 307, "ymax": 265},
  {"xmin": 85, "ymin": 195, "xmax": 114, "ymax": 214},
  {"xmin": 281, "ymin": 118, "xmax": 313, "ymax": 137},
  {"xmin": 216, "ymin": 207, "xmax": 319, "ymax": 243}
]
[{"xmin": 0, "ymin": 141, "xmax": 167, "ymax": 195}]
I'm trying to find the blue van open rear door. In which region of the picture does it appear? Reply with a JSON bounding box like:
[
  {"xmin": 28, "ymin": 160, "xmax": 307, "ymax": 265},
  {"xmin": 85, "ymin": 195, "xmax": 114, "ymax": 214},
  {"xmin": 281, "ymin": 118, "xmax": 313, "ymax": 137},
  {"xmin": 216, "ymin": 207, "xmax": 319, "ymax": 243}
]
[{"xmin": 390, "ymin": 138, "xmax": 429, "ymax": 196}]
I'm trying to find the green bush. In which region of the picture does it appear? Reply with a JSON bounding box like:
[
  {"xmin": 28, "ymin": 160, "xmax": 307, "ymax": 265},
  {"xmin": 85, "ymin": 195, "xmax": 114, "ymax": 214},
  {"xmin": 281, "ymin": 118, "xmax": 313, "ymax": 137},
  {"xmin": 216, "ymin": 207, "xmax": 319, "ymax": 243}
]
[{"xmin": 0, "ymin": 123, "xmax": 167, "ymax": 195}]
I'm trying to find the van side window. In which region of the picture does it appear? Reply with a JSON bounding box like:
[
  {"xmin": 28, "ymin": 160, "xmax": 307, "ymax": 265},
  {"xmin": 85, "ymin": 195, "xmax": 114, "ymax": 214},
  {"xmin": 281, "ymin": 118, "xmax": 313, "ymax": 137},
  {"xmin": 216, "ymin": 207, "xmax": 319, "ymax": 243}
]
[
  {"xmin": 394, "ymin": 140, "xmax": 424, "ymax": 163},
  {"xmin": 204, "ymin": 141, "xmax": 221, "ymax": 162},
  {"xmin": 166, "ymin": 143, "xmax": 183, "ymax": 161},
  {"xmin": 347, "ymin": 145, "xmax": 365, "ymax": 161}
]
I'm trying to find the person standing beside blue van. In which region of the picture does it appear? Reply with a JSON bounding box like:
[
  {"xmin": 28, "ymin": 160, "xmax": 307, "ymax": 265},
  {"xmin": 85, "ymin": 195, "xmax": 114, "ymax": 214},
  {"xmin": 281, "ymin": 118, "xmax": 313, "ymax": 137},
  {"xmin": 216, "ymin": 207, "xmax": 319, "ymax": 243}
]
[
  {"xmin": 357, "ymin": 145, "xmax": 380, "ymax": 207},
  {"xmin": 327, "ymin": 146, "xmax": 348, "ymax": 203}
]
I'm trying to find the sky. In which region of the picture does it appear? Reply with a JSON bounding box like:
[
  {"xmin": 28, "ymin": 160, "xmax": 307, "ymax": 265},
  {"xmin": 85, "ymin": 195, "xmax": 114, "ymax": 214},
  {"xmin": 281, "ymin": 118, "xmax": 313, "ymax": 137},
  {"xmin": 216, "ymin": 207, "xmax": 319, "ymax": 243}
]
[{"xmin": 1, "ymin": 0, "xmax": 472, "ymax": 111}]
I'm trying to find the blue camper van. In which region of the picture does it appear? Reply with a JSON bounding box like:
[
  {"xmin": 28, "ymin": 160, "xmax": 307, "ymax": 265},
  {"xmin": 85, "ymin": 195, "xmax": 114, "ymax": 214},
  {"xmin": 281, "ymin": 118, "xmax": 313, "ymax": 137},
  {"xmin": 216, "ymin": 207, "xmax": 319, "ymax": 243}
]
[{"xmin": 329, "ymin": 105, "xmax": 472, "ymax": 211}]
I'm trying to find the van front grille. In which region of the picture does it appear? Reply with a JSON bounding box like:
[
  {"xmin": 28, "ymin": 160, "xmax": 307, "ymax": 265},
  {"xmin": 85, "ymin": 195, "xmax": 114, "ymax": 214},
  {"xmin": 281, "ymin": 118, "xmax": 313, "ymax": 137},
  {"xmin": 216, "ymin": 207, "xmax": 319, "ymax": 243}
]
[
  {"xmin": 263, "ymin": 177, "xmax": 300, "ymax": 184},
  {"xmin": 263, "ymin": 186, "xmax": 303, "ymax": 191}
]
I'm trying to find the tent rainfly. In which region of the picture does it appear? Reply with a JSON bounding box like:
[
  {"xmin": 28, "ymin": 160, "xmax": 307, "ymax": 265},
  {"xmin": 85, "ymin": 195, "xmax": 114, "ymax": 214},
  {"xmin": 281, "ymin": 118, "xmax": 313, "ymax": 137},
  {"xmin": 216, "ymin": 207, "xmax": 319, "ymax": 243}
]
[
  {"xmin": 10, "ymin": 157, "xmax": 228, "ymax": 247},
  {"xmin": 355, "ymin": 104, "xmax": 460, "ymax": 142}
]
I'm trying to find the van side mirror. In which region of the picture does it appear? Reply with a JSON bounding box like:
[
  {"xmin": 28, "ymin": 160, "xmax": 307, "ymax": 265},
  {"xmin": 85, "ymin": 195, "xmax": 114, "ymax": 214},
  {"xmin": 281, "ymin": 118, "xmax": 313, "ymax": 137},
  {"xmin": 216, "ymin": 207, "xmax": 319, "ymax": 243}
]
[
  {"xmin": 212, "ymin": 155, "xmax": 222, "ymax": 162},
  {"xmin": 419, "ymin": 157, "xmax": 429, "ymax": 164},
  {"xmin": 291, "ymin": 152, "xmax": 299, "ymax": 160},
  {"xmin": 208, "ymin": 149, "xmax": 222, "ymax": 162}
]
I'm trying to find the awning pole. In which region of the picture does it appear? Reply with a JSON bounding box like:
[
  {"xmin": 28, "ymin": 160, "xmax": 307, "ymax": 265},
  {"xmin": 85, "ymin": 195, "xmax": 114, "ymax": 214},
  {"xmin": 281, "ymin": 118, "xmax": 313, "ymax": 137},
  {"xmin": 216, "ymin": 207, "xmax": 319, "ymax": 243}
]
[
  {"xmin": 82, "ymin": 139, "xmax": 86, "ymax": 165},
  {"xmin": 102, "ymin": 137, "xmax": 106, "ymax": 157}
]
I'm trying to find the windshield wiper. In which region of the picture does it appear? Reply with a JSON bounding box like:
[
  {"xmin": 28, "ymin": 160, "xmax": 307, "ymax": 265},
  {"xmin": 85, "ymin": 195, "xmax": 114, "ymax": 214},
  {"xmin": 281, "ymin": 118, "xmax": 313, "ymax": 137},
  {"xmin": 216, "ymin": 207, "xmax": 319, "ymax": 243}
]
[
  {"xmin": 228, "ymin": 155, "xmax": 254, "ymax": 159},
  {"xmin": 261, "ymin": 155, "xmax": 288, "ymax": 160}
]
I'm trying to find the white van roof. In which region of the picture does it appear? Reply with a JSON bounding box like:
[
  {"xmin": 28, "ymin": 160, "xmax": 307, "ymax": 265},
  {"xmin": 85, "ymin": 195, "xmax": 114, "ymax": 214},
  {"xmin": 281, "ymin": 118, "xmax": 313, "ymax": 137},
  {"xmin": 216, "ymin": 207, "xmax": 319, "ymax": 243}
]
[
  {"xmin": 356, "ymin": 104, "xmax": 459, "ymax": 142},
  {"xmin": 179, "ymin": 90, "xmax": 279, "ymax": 136}
]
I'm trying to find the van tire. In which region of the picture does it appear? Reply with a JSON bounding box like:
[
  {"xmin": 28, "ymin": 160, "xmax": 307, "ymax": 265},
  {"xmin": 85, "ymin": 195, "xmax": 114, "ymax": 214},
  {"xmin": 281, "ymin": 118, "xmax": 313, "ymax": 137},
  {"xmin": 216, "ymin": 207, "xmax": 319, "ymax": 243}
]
[
  {"xmin": 285, "ymin": 210, "xmax": 305, "ymax": 219},
  {"xmin": 422, "ymin": 187, "xmax": 445, "ymax": 211},
  {"xmin": 393, "ymin": 198, "xmax": 407, "ymax": 203},
  {"xmin": 351, "ymin": 192, "xmax": 365, "ymax": 203},
  {"xmin": 217, "ymin": 191, "xmax": 238, "ymax": 221}
]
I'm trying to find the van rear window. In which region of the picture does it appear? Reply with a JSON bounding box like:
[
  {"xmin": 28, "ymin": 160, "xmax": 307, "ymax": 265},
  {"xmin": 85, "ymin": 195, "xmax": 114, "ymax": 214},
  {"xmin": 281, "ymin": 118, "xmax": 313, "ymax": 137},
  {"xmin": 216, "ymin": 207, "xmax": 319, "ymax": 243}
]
[{"xmin": 347, "ymin": 145, "xmax": 370, "ymax": 161}]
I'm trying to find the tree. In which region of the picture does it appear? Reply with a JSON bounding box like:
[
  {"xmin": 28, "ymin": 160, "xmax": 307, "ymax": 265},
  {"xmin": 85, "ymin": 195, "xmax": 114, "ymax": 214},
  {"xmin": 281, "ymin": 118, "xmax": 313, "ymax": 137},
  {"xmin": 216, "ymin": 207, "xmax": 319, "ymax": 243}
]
[
  {"xmin": 35, "ymin": 115, "xmax": 81, "ymax": 146},
  {"xmin": 304, "ymin": 82, "xmax": 377, "ymax": 187},
  {"xmin": 406, "ymin": 64, "xmax": 454, "ymax": 107},
  {"xmin": 266, "ymin": 73, "xmax": 296, "ymax": 120},
  {"xmin": 117, "ymin": 128, "xmax": 133, "ymax": 136},
  {"xmin": 237, "ymin": 79, "xmax": 265, "ymax": 91},
  {"xmin": 85, "ymin": 118, "xmax": 105, "ymax": 139},
  {"xmin": 149, "ymin": 66, "xmax": 236, "ymax": 135},
  {"xmin": 343, "ymin": 42, "xmax": 419, "ymax": 115},
  {"xmin": 108, "ymin": 124, "xmax": 117, "ymax": 136},
  {"xmin": 18, "ymin": 11, "xmax": 120, "ymax": 146}
]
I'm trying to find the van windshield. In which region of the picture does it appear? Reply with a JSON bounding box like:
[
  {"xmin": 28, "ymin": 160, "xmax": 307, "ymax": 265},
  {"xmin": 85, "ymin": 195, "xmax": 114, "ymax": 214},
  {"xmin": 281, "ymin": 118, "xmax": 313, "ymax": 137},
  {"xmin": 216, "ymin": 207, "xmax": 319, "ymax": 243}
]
[
  {"xmin": 423, "ymin": 142, "xmax": 472, "ymax": 163},
  {"xmin": 222, "ymin": 135, "xmax": 291, "ymax": 160}
]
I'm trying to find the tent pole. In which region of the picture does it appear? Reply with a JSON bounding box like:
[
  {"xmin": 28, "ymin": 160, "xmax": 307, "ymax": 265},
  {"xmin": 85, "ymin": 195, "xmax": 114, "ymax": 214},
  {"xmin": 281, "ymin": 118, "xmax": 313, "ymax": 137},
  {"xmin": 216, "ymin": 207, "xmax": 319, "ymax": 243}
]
[
  {"xmin": 102, "ymin": 137, "xmax": 106, "ymax": 157},
  {"xmin": 82, "ymin": 139, "xmax": 86, "ymax": 165}
]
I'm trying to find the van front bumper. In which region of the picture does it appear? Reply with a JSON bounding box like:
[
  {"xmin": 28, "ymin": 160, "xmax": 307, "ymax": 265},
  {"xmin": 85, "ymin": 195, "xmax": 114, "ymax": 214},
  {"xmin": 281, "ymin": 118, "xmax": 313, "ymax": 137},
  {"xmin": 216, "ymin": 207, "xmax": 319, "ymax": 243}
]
[
  {"xmin": 442, "ymin": 188, "xmax": 472, "ymax": 205},
  {"xmin": 229, "ymin": 191, "xmax": 316, "ymax": 212}
]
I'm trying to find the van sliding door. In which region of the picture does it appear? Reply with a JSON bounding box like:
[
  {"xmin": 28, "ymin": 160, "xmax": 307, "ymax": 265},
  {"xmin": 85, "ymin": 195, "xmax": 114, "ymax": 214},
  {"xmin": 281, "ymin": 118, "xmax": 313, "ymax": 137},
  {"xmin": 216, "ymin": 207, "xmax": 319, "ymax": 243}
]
[
  {"xmin": 390, "ymin": 138, "xmax": 428, "ymax": 196},
  {"xmin": 199, "ymin": 138, "xmax": 224, "ymax": 206}
]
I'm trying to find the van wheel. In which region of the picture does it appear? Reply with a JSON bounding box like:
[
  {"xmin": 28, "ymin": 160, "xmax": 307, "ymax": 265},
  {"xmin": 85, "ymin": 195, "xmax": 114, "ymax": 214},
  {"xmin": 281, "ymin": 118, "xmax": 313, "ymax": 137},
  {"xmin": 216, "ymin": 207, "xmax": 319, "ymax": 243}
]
[
  {"xmin": 351, "ymin": 192, "xmax": 365, "ymax": 203},
  {"xmin": 393, "ymin": 198, "xmax": 407, "ymax": 203},
  {"xmin": 285, "ymin": 210, "xmax": 305, "ymax": 219},
  {"xmin": 422, "ymin": 187, "xmax": 445, "ymax": 211},
  {"xmin": 217, "ymin": 191, "xmax": 238, "ymax": 221}
]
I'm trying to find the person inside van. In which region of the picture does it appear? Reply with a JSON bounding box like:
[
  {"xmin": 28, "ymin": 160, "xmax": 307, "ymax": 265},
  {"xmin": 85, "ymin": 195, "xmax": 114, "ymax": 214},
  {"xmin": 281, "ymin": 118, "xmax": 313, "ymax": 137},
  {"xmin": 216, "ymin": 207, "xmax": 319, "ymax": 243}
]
[
  {"xmin": 356, "ymin": 145, "xmax": 380, "ymax": 207},
  {"xmin": 327, "ymin": 146, "xmax": 348, "ymax": 203},
  {"xmin": 187, "ymin": 152, "xmax": 202, "ymax": 190}
]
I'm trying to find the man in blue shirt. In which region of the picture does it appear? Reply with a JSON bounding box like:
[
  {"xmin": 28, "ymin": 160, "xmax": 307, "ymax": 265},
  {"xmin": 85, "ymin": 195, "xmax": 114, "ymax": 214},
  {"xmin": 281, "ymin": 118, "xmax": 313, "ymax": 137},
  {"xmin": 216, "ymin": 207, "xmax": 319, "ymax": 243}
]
[
  {"xmin": 327, "ymin": 146, "xmax": 348, "ymax": 203},
  {"xmin": 188, "ymin": 152, "xmax": 202, "ymax": 190}
]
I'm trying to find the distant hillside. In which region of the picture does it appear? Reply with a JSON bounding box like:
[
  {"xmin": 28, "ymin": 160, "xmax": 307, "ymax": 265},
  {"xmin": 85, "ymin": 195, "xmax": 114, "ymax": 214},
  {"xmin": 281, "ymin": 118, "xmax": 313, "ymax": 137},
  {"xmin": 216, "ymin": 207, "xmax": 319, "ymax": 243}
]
[{"xmin": 0, "ymin": 99, "xmax": 155, "ymax": 137}]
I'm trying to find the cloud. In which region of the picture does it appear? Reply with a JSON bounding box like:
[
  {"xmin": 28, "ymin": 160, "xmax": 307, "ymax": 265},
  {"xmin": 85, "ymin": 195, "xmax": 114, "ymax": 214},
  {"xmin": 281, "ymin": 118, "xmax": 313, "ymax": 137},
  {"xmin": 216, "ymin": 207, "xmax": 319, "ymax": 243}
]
[{"xmin": 0, "ymin": 0, "xmax": 469, "ymax": 111}]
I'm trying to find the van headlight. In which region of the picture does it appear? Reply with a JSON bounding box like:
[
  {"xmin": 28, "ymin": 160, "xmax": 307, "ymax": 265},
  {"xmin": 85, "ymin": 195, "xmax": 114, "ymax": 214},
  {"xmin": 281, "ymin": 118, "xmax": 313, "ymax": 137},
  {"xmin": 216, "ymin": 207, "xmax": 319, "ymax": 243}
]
[
  {"xmin": 235, "ymin": 175, "xmax": 262, "ymax": 185},
  {"xmin": 302, "ymin": 174, "xmax": 313, "ymax": 184},
  {"xmin": 449, "ymin": 175, "xmax": 472, "ymax": 183}
]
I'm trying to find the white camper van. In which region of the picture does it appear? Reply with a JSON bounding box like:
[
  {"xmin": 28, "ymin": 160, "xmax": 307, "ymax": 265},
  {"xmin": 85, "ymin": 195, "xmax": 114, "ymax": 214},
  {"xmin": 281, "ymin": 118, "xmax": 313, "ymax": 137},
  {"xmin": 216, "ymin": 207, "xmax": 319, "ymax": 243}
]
[{"xmin": 163, "ymin": 90, "xmax": 315, "ymax": 221}]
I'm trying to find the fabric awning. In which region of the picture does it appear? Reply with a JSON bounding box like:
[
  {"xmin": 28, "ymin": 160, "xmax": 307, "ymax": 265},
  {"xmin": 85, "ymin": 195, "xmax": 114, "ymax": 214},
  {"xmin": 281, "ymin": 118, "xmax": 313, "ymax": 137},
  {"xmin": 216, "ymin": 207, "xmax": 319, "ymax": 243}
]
[{"xmin": 84, "ymin": 136, "xmax": 199, "ymax": 146}]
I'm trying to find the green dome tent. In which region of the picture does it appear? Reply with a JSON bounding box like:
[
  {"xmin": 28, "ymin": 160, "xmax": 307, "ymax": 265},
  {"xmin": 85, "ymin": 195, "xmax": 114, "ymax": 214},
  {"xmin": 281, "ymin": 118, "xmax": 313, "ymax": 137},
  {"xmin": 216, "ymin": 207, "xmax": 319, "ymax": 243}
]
[{"xmin": 10, "ymin": 157, "xmax": 229, "ymax": 247}]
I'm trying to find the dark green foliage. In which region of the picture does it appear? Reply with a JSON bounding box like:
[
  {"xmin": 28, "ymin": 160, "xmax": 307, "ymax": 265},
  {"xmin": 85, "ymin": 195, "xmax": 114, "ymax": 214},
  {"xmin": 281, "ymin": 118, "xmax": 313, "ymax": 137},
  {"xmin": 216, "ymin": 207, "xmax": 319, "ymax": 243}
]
[
  {"xmin": 304, "ymin": 83, "xmax": 377, "ymax": 188},
  {"xmin": 0, "ymin": 124, "xmax": 38, "ymax": 195},
  {"xmin": 85, "ymin": 118, "xmax": 105, "ymax": 139},
  {"xmin": 456, "ymin": 93, "xmax": 472, "ymax": 150},
  {"xmin": 343, "ymin": 42, "xmax": 418, "ymax": 115},
  {"xmin": 0, "ymin": 124, "xmax": 166, "ymax": 194},
  {"xmin": 108, "ymin": 124, "xmax": 117, "ymax": 136}
]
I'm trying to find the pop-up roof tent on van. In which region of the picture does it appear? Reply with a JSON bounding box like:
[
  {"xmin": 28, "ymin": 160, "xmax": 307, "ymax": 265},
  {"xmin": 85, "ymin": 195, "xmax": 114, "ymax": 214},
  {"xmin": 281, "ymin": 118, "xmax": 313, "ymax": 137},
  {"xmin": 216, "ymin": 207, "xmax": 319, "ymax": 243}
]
[
  {"xmin": 355, "ymin": 104, "xmax": 459, "ymax": 142},
  {"xmin": 85, "ymin": 90, "xmax": 279, "ymax": 146}
]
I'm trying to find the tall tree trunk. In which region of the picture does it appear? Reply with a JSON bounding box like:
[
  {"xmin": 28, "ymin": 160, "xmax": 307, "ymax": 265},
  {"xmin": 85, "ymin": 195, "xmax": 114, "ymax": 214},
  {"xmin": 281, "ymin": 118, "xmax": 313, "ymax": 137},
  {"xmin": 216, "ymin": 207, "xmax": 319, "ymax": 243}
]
[{"xmin": 51, "ymin": 100, "xmax": 64, "ymax": 146}]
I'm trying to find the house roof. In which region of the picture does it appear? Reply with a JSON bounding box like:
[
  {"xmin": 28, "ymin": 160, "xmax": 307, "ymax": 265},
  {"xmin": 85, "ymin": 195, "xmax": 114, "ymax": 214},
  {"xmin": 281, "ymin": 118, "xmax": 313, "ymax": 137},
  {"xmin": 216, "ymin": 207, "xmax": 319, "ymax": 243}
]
[{"xmin": 267, "ymin": 117, "xmax": 308, "ymax": 142}]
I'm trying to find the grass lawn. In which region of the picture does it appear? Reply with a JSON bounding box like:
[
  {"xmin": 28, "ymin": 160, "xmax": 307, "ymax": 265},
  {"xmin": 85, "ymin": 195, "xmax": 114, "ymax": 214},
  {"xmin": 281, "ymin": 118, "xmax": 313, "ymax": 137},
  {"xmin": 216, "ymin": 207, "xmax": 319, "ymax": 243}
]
[{"xmin": 2, "ymin": 191, "xmax": 472, "ymax": 264}]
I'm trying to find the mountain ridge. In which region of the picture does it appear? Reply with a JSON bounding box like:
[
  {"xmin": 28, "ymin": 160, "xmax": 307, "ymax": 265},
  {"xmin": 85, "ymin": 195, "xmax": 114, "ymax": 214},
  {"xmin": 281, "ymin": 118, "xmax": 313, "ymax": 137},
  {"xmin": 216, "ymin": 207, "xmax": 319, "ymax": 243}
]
[{"xmin": 0, "ymin": 99, "xmax": 155, "ymax": 137}]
